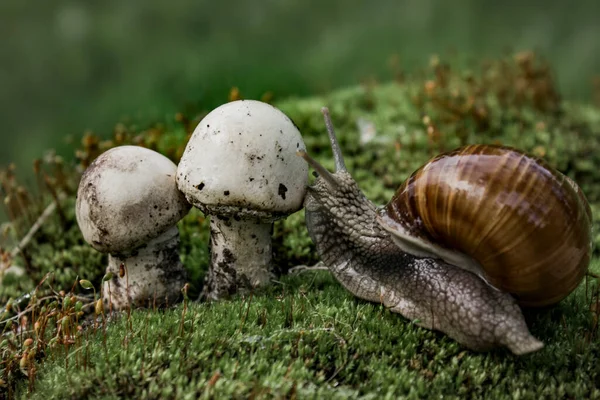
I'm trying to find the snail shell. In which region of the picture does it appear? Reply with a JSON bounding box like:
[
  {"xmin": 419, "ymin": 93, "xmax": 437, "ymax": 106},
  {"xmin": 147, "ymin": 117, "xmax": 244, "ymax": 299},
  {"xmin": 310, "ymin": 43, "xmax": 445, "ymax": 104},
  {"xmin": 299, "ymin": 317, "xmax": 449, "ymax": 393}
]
[{"xmin": 377, "ymin": 144, "xmax": 592, "ymax": 307}]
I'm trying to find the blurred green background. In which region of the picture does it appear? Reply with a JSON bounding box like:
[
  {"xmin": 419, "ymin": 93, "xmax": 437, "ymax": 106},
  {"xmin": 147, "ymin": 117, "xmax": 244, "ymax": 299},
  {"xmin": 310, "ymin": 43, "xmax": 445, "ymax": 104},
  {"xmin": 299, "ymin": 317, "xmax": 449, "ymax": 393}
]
[{"xmin": 1, "ymin": 0, "xmax": 599, "ymax": 171}]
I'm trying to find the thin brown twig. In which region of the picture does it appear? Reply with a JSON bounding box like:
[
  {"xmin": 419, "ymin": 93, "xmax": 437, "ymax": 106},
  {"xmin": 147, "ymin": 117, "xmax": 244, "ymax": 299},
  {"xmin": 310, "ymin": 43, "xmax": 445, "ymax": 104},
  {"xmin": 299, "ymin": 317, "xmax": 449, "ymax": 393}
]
[{"xmin": 0, "ymin": 195, "xmax": 64, "ymax": 276}]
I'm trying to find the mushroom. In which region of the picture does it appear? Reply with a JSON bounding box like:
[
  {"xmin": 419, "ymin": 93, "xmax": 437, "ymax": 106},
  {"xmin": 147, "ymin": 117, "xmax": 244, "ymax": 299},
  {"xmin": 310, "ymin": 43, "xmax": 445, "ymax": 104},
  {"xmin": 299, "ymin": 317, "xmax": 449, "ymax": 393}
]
[
  {"xmin": 176, "ymin": 100, "xmax": 308, "ymax": 300},
  {"xmin": 76, "ymin": 145, "xmax": 191, "ymax": 310}
]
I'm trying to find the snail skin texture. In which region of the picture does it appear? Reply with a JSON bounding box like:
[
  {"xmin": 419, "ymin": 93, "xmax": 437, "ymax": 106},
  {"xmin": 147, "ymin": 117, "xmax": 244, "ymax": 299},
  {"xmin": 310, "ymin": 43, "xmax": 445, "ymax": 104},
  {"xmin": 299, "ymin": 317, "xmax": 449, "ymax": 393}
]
[{"xmin": 298, "ymin": 108, "xmax": 592, "ymax": 355}]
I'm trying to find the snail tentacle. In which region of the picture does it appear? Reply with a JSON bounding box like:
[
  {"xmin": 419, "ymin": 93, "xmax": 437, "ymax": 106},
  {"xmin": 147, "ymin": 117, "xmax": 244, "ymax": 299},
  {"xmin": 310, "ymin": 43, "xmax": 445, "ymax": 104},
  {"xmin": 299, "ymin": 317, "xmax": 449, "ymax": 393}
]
[
  {"xmin": 321, "ymin": 107, "xmax": 347, "ymax": 172},
  {"xmin": 297, "ymin": 150, "xmax": 340, "ymax": 189}
]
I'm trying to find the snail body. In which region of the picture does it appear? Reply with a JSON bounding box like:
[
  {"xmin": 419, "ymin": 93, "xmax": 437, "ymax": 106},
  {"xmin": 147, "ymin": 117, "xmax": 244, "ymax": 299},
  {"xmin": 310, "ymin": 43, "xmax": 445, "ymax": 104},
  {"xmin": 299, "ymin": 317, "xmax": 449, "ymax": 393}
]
[{"xmin": 298, "ymin": 108, "xmax": 592, "ymax": 355}]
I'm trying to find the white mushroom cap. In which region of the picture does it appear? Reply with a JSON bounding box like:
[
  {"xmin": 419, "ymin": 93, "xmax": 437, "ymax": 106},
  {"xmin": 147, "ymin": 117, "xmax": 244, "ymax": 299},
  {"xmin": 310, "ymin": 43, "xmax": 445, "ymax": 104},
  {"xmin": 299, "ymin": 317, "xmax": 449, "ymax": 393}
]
[
  {"xmin": 176, "ymin": 100, "xmax": 308, "ymax": 220},
  {"xmin": 76, "ymin": 145, "xmax": 191, "ymax": 254}
]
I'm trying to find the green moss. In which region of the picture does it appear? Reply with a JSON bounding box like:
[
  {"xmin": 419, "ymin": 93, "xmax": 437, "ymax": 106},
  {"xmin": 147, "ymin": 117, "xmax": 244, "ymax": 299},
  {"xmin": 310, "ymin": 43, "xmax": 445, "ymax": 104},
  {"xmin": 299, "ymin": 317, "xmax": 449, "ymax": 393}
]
[
  {"xmin": 3, "ymin": 54, "xmax": 600, "ymax": 398},
  {"xmin": 23, "ymin": 262, "xmax": 600, "ymax": 399}
]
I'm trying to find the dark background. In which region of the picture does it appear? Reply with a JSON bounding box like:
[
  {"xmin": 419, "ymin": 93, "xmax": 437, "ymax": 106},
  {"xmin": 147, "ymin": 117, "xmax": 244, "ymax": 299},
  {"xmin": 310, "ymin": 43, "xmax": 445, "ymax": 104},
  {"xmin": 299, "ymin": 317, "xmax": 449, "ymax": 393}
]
[{"xmin": 1, "ymin": 0, "xmax": 599, "ymax": 170}]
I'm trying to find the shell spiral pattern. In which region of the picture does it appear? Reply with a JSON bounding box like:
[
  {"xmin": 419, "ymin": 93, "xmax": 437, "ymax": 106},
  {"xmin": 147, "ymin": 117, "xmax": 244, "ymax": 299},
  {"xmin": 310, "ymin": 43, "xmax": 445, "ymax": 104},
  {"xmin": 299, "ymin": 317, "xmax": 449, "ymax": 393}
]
[{"xmin": 381, "ymin": 144, "xmax": 592, "ymax": 307}]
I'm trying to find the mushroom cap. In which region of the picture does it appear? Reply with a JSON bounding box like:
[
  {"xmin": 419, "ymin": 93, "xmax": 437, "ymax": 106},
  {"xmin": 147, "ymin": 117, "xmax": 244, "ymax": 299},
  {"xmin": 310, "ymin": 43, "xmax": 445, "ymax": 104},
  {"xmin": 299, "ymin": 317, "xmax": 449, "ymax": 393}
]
[
  {"xmin": 176, "ymin": 100, "xmax": 308, "ymax": 221},
  {"xmin": 76, "ymin": 145, "xmax": 191, "ymax": 254}
]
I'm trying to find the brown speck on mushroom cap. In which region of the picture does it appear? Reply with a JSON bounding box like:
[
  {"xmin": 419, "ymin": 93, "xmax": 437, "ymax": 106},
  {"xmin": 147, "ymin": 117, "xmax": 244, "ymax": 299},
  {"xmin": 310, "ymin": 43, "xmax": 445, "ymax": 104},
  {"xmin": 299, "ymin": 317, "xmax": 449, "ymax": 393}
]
[{"xmin": 278, "ymin": 184, "xmax": 288, "ymax": 200}]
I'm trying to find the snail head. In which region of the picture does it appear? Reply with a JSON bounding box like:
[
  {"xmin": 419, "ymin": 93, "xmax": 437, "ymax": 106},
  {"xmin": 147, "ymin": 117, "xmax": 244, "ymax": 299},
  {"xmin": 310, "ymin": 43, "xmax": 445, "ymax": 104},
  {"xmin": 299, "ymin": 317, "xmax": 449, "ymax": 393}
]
[
  {"xmin": 296, "ymin": 107, "xmax": 357, "ymax": 190},
  {"xmin": 296, "ymin": 107, "xmax": 371, "ymax": 216}
]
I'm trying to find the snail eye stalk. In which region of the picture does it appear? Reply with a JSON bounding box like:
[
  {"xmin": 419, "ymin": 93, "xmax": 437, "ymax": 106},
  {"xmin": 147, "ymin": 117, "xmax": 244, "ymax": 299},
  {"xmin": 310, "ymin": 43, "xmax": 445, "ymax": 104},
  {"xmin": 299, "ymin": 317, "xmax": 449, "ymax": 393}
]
[
  {"xmin": 296, "ymin": 150, "xmax": 339, "ymax": 189},
  {"xmin": 321, "ymin": 107, "xmax": 347, "ymax": 173}
]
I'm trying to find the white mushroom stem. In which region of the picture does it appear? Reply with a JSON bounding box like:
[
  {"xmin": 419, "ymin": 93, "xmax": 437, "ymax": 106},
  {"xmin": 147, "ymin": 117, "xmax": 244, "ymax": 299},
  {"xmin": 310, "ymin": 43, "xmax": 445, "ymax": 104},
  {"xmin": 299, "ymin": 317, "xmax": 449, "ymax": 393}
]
[
  {"xmin": 103, "ymin": 226, "xmax": 187, "ymax": 310},
  {"xmin": 203, "ymin": 216, "xmax": 274, "ymax": 300}
]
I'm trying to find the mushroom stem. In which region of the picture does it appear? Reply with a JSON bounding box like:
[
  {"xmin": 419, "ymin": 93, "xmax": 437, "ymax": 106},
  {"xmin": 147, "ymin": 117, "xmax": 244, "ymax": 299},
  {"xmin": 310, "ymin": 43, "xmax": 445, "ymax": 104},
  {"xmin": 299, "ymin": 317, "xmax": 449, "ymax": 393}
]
[
  {"xmin": 103, "ymin": 226, "xmax": 187, "ymax": 310},
  {"xmin": 202, "ymin": 216, "xmax": 274, "ymax": 300}
]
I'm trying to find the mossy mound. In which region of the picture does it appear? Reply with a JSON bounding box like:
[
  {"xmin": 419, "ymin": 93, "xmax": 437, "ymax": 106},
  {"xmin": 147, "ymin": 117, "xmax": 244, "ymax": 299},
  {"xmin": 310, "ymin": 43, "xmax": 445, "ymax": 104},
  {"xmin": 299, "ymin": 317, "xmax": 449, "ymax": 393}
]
[
  {"xmin": 1, "ymin": 53, "xmax": 600, "ymax": 398},
  {"xmin": 23, "ymin": 267, "xmax": 600, "ymax": 399}
]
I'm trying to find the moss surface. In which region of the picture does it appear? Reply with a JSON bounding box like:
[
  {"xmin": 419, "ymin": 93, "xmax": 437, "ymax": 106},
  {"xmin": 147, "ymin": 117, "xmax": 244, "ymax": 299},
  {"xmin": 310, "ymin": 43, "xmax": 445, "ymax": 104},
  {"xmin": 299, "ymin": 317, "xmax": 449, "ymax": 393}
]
[
  {"xmin": 24, "ymin": 265, "xmax": 600, "ymax": 399},
  {"xmin": 1, "ymin": 54, "xmax": 600, "ymax": 398}
]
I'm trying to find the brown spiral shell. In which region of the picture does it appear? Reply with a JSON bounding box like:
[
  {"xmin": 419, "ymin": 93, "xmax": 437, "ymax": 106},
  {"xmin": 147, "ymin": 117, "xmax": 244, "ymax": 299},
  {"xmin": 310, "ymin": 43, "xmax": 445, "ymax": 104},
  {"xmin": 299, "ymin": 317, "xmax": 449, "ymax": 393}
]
[{"xmin": 380, "ymin": 144, "xmax": 592, "ymax": 307}]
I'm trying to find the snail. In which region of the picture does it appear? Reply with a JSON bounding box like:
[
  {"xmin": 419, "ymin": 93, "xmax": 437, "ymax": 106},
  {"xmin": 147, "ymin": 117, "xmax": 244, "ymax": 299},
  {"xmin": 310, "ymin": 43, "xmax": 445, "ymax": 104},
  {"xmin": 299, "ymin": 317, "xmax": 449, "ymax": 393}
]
[{"xmin": 297, "ymin": 107, "xmax": 592, "ymax": 355}]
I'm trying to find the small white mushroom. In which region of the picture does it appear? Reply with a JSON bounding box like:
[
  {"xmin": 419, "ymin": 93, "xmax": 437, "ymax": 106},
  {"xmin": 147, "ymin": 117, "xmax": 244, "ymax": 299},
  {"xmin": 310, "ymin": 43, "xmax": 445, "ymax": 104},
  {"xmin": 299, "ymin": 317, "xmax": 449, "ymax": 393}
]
[
  {"xmin": 176, "ymin": 100, "xmax": 308, "ymax": 300},
  {"xmin": 76, "ymin": 145, "xmax": 191, "ymax": 309}
]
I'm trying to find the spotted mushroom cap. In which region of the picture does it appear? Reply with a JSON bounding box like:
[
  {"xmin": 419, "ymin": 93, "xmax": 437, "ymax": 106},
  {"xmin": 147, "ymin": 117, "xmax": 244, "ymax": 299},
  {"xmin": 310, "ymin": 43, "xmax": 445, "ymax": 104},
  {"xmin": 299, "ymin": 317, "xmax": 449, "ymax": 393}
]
[
  {"xmin": 176, "ymin": 100, "xmax": 308, "ymax": 221},
  {"xmin": 76, "ymin": 145, "xmax": 191, "ymax": 254}
]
